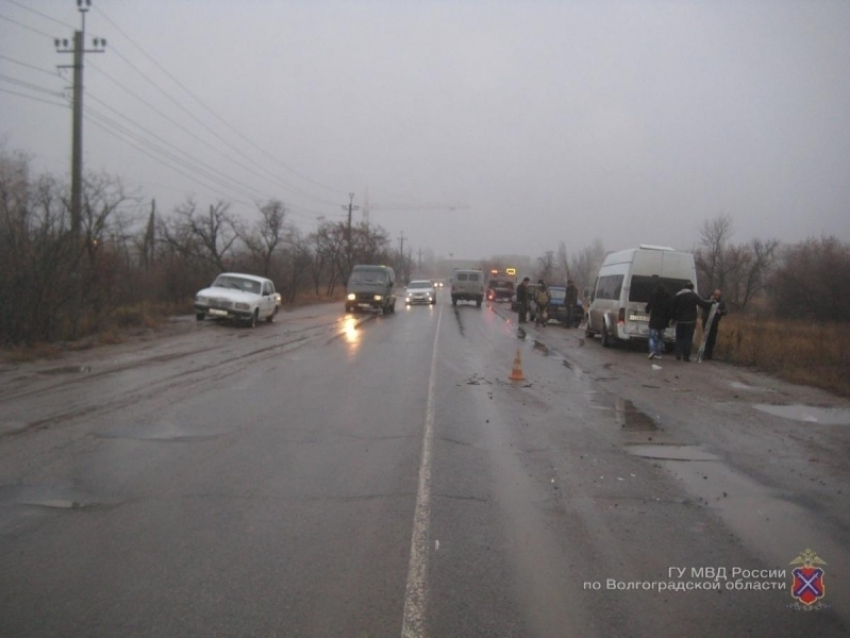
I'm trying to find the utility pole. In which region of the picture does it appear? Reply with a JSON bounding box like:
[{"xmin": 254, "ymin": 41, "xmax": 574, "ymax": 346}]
[
  {"xmin": 398, "ymin": 231, "xmax": 406, "ymax": 257},
  {"xmin": 341, "ymin": 193, "xmax": 359, "ymax": 272},
  {"xmin": 56, "ymin": 0, "xmax": 106, "ymax": 237}
]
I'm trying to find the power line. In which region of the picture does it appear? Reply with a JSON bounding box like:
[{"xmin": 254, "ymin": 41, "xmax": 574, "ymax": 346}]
[
  {"xmin": 0, "ymin": 12, "xmax": 54, "ymax": 39},
  {"xmin": 86, "ymin": 93, "xmax": 278, "ymax": 202},
  {"xmin": 87, "ymin": 57, "xmax": 343, "ymax": 209},
  {"xmin": 2, "ymin": 0, "xmax": 76, "ymax": 29},
  {"xmin": 0, "ymin": 72, "xmax": 63, "ymax": 97},
  {"xmin": 94, "ymin": 5, "xmax": 350, "ymax": 199},
  {"xmin": 105, "ymin": 46, "xmax": 344, "ymax": 207},
  {"xmin": 0, "ymin": 85, "xmax": 68, "ymax": 108},
  {"xmin": 0, "ymin": 53, "xmax": 62, "ymax": 77}
]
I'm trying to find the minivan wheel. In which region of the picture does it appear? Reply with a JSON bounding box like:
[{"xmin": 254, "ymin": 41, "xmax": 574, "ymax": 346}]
[
  {"xmin": 196, "ymin": 312, "xmax": 205, "ymax": 322},
  {"xmin": 451, "ymin": 296, "xmax": 458, "ymax": 306},
  {"xmin": 476, "ymin": 298, "xmax": 482, "ymax": 308}
]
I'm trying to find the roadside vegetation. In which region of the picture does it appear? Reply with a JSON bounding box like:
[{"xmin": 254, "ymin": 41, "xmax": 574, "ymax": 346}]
[
  {"xmin": 0, "ymin": 149, "xmax": 404, "ymax": 348},
  {"xmin": 714, "ymin": 316, "xmax": 850, "ymax": 398}
]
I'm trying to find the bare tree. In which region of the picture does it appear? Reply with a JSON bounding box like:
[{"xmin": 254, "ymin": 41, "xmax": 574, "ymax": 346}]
[
  {"xmin": 695, "ymin": 215, "xmax": 734, "ymax": 291},
  {"xmin": 569, "ymin": 239, "xmax": 606, "ymax": 293},
  {"xmin": 161, "ymin": 199, "xmax": 242, "ymax": 273},
  {"xmin": 724, "ymin": 238, "xmax": 779, "ymax": 309},
  {"xmin": 244, "ymin": 199, "xmax": 286, "ymax": 276},
  {"xmin": 536, "ymin": 250, "xmax": 556, "ymax": 282}
]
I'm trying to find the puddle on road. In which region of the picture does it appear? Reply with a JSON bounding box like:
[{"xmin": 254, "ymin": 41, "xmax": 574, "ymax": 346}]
[
  {"xmin": 96, "ymin": 421, "xmax": 230, "ymax": 441},
  {"xmin": 626, "ymin": 445, "xmax": 720, "ymax": 461},
  {"xmin": 39, "ymin": 365, "xmax": 92, "ymax": 375},
  {"xmin": 754, "ymin": 403, "xmax": 850, "ymax": 425},
  {"xmin": 613, "ymin": 397, "xmax": 658, "ymax": 432},
  {"xmin": 533, "ymin": 340, "xmax": 549, "ymax": 356},
  {"xmin": 0, "ymin": 485, "xmax": 103, "ymax": 510}
]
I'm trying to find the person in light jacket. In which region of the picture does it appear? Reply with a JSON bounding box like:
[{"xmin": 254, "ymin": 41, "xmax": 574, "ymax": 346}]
[{"xmin": 701, "ymin": 289, "xmax": 728, "ymax": 360}]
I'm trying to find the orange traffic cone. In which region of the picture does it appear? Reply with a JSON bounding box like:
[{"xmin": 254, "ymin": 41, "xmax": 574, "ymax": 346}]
[{"xmin": 509, "ymin": 348, "xmax": 526, "ymax": 382}]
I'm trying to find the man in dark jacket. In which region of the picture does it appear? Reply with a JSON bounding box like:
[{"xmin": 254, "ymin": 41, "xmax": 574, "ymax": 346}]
[
  {"xmin": 701, "ymin": 289, "xmax": 727, "ymax": 360},
  {"xmin": 671, "ymin": 282, "xmax": 713, "ymax": 362},
  {"xmin": 645, "ymin": 283, "xmax": 671, "ymax": 359},
  {"xmin": 516, "ymin": 277, "xmax": 531, "ymax": 323}
]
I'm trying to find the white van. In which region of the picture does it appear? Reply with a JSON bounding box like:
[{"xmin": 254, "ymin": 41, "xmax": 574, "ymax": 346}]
[{"xmin": 585, "ymin": 245, "xmax": 697, "ymax": 348}]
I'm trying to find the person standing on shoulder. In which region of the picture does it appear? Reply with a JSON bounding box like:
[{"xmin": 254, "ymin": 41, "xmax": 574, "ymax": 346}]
[
  {"xmin": 534, "ymin": 280, "xmax": 551, "ymax": 327},
  {"xmin": 701, "ymin": 288, "xmax": 727, "ymax": 360},
  {"xmin": 645, "ymin": 283, "xmax": 671, "ymax": 360},
  {"xmin": 565, "ymin": 279, "xmax": 579, "ymax": 327},
  {"xmin": 671, "ymin": 282, "xmax": 712, "ymax": 362},
  {"xmin": 516, "ymin": 277, "xmax": 530, "ymax": 323}
]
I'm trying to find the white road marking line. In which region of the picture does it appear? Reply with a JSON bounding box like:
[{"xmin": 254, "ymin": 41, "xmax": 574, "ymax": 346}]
[{"xmin": 401, "ymin": 302, "xmax": 443, "ymax": 638}]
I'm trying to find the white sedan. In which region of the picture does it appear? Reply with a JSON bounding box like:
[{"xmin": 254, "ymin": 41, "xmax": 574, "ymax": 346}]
[
  {"xmin": 405, "ymin": 280, "xmax": 436, "ymax": 305},
  {"xmin": 194, "ymin": 273, "xmax": 279, "ymax": 327}
]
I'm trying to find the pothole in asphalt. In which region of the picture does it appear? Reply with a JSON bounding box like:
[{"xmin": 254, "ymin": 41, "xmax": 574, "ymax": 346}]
[
  {"xmin": 96, "ymin": 421, "xmax": 230, "ymax": 441},
  {"xmin": 753, "ymin": 404, "xmax": 850, "ymax": 425},
  {"xmin": 614, "ymin": 397, "xmax": 658, "ymax": 432},
  {"xmin": 533, "ymin": 340, "xmax": 549, "ymax": 355},
  {"xmin": 626, "ymin": 445, "xmax": 720, "ymax": 461},
  {"xmin": 39, "ymin": 365, "xmax": 92, "ymax": 375}
]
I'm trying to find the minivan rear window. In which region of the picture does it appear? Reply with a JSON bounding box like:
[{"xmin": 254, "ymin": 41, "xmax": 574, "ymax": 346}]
[
  {"xmin": 457, "ymin": 273, "xmax": 468, "ymax": 281},
  {"xmin": 468, "ymin": 273, "xmax": 480, "ymax": 281},
  {"xmin": 596, "ymin": 275, "xmax": 623, "ymax": 300},
  {"xmin": 629, "ymin": 276, "xmax": 691, "ymax": 303}
]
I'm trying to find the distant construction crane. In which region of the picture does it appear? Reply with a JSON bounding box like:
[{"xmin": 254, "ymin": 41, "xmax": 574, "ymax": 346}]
[{"xmin": 360, "ymin": 189, "xmax": 469, "ymax": 223}]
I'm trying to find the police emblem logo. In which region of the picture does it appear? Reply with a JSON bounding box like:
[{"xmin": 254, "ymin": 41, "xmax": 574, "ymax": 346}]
[{"xmin": 789, "ymin": 549, "xmax": 827, "ymax": 606}]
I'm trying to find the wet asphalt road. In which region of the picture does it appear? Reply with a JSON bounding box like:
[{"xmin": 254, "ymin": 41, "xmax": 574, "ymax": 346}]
[{"xmin": 0, "ymin": 295, "xmax": 848, "ymax": 637}]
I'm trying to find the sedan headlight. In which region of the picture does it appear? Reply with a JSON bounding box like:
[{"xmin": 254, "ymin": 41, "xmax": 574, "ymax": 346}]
[
  {"xmin": 234, "ymin": 302, "xmax": 250, "ymax": 310},
  {"xmin": 196, "ymin": 295, "xmax": 208, "ymax": 304},
  {"xmin": 374, "ymin": 294, "xmax": 383, "ymax": 301}
]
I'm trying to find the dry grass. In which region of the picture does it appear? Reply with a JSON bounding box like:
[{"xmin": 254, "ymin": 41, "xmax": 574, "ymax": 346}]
[{"xmin": 714, "ymin": 315, "xmax": 850, "ymax": 398}]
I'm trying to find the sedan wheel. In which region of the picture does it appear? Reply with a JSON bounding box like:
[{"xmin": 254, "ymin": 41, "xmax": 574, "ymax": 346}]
[{"xmin": 248, "ymin": 309, "xmax": 258, "ymax": 328}]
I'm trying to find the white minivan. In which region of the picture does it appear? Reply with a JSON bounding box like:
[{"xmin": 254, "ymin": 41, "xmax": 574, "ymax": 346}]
[{"xmin": 585, "ymin": 245, "xmax": 697, "ymax": 348}]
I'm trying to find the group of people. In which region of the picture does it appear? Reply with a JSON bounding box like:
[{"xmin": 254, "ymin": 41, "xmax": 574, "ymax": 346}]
[
  {"xmin": 515, "ymin": 277, "xmax": 579, "ymax": 327},
  {"xmin": 646, "ymin": 283, "xmax": 727, "ymax": 362},
  {"xmin": 515, "ymin": 277, "xmax": 542, "ymax": 325}
]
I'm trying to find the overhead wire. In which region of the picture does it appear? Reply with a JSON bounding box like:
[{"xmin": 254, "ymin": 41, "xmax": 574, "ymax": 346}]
[
  {"xmin": 2, "ymin": 0, "xmax": 76, "ymax": 30},
  {"xmin": 84, "ymin": 105, "xmax": 329, "ymax": 224},
  {"xmin": 0, "ymin": 53, "xmax": 62, "ymax": 77},
  {"xmin": 103, "ymin": 44, "xmax": 345, "ymax": 209},
  {"xmin": 86, "ymin": 59, "xmax": 343, "ymax": 217},
  {"xmin": 0, "ymin": 85, "xmax": 67, "ymax": 108},
  {"xmin": 94, "ymin": 5, "xmax": 350, "ymax": 200},
  {"xmin": 0, "ymin": 12, "xmax": 54, "ymax": 39},
  {"xmin": 86, "ymin": 91, "xmax": 278, "ymax": 203}
]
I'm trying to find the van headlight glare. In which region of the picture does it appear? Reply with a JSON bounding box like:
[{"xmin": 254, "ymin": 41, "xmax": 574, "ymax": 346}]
[
  {"xmin": 374, "ymin": 294, "xmax": 383, "ymax": 301},
  {"xmin": 347, "ymin": 293, "xmax": 356, "ymax": 301}
]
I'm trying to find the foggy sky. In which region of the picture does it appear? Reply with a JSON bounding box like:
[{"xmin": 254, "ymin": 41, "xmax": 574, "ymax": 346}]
[{"xmin": 2, "ymin": 0, "xmax": 849, "ymax": 262}]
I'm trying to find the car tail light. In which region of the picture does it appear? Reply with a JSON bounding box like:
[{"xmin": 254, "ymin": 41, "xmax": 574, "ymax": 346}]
[{"xmin": 618, "ymin": 307, "xmax": 625, "ymax": 325}]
